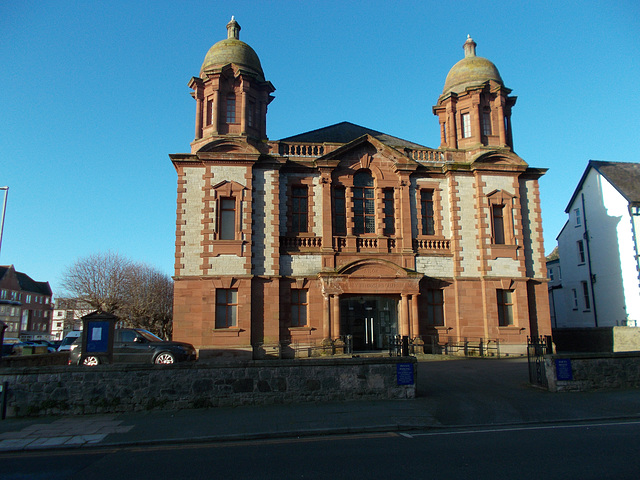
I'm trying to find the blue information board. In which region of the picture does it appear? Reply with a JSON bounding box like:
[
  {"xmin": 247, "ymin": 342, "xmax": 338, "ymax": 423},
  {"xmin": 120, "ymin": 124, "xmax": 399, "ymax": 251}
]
[
  {"xmin": 555, "ymin": 358, "xmax": 573, "ymax": 381},
  {"xmin": 397, "ymin": 363, "xmax": 414, "ymax": 385},
  {"xmin": 86, "ymin": 321, "xmax": 110, "ymax": 353}
]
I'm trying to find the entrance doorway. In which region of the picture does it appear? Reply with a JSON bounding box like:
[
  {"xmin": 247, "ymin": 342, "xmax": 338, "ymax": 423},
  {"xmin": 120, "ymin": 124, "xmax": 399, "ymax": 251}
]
[{"xmin": 340, "ymin": 296, "xmax": 398, "ymax": 351}]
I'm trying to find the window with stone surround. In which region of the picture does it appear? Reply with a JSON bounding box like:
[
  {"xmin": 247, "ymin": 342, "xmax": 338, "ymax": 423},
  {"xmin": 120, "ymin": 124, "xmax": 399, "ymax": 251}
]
[
  {"xmin": 487, "ymin": 190, "xmax": 516, "ymax": 247},
  {"xmin": 226, "ymin": 94, "xmax": 236, "ymax": 124},
  {"xmin": 215, "ymin": 289, "xmax": 237, "ymax": 328},
  {"xmin": 461, "ymin": 112, "xmax": 471, "ymax": 138},
  {"xmin": 383, "ymin": 188, "xmax": 395, "ymax": 235},
  {"xmin": 291, "ymin": 289, "xmax": 308, "ymax": 327},
  {"xmin": 219, "ymin": 197, "xmax": 236, "ymax": 240},
  {"xmin": 426, "ymin": 289, "xmax": 444, "ymax": 326},
  {"xmin": 497, "ymin": 289, "xmax": 514, "ymax": 326},
  {"xmin": 352, "ymin": 171, "xmax": 375, "ymax": 234},
  {"xmin": 420, "ymin": 189, "xmax": 435, "ymax": 236},
  {"xmin": 332, "ymin": 186, "xmax": 346, "ymax": 236},
  {"xmin": 291, "ymin": 185, "xmax": 309, "ymax": 234},
  {"xmin": 482, "ymin": 110, "xmax": 492, "ymax": 136}
]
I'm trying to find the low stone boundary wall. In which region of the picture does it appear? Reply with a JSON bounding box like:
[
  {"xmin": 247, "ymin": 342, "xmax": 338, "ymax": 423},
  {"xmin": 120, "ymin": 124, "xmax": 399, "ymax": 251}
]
[
  {"xmin": 544, "ymin": 352, "xmax": 640, "ymax": 392},
  {"xmin": 0, "ymin": 357, "xmax": 416, "ymax": 417},
  {"xmin": 0, "ymin": 352, "xmax": 69, "ymax": 368}
]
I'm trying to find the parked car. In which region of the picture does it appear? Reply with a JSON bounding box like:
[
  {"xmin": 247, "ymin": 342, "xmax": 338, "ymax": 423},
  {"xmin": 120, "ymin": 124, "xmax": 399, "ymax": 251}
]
[
  {"xmin": 68, "ymin": 328, "xmax": 197, "ymax": 366},
  {"xmin": 58, "ymin": 331, "xmax": 82, "ymax": 352}
]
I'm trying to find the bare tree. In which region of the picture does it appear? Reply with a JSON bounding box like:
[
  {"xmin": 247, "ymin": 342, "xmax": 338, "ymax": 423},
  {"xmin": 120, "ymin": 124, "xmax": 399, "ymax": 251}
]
[{"xmin": 61, "ymin": 252, "xmax": 173, "ymax": 339}]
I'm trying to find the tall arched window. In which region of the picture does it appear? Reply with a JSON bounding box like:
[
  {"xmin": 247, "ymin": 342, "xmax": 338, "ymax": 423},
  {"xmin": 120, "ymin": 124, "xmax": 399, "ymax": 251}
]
[
  {"xmin": 352, "ymin": 171, "xmax": 375, "ymax": 234},
  {"xmin": 226, "ymin": 94, "xmax": 236, "ymax": 123}
]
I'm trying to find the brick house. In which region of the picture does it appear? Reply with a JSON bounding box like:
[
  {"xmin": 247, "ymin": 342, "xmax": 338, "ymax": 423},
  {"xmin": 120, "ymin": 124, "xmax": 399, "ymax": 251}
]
[
  {"xmin": 0, "ymin": 265, "xmax": 53, "ymax": 341},
  {"xmin": 170, "ymin": 19, "xmax": 551, "ymax": 359}
]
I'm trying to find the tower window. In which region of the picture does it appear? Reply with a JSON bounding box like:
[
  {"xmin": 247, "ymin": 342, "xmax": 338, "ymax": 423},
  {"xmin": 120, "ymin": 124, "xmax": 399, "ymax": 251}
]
[
  {"xmin": 206, "ymin": 100, "xmax": 213, "ymax": 126},
  {"xmin": 482, "ymin": 111, "xmax": 492, "ymax": 136},
  {"xmin": 219, "ymin": 197, "xmax": 236, "ymax": 240},
  {"xmin": 226, "ymin": 95, "xmax": 236, "ymax": 123},
  {"xmin": 492, "ymin": 204, "xmax": 505, "ymax": 244},
  {"xmin": 248, "ymin": 101, "xmax": 256, "ymax": 128},
  {"xmin": 461, "ymin": 113, "xmax": 471, "ymax": 138}
]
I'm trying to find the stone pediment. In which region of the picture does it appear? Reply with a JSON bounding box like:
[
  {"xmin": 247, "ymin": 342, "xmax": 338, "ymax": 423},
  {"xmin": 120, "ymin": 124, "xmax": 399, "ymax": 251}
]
[
  {"xmin": 336, "ymin": 259, "xmax": 413, "ymax": 278},
  {"xmin": 319, "ymin": 135, "xmax": 418, "ymax": 172},
  {"xmin": 197, "ymin": 138, "xmax": 262, "ymax": 155}
]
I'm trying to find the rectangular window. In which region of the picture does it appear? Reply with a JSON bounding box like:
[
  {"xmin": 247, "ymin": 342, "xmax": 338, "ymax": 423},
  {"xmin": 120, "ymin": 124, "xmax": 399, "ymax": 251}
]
[
  {"xmin": 248, "ymin": 101, "xmax": 255, "ymax": 128},
  {"xmin": 206, "ymin": 99, "xmax": 213, "ymax": 126},
  {"xmin": 353, "ymin": 186, "xmax": 375, "ymax": 234},
  {"xmin": 219, "ymin": 197, "xmax": 236, "ymax": 240},
  {"xmin": 291, "ymin": 289, "xmax": 308, "ymax": 327},
  {"xmin": 571, "ymin": 289, "xmax": 578, "ymax": 309},
  {"xmin": 383, "ymin": 188, "xmax": 395, "ymax": 235},
  {"xmin": 574, "ymin": 208, "xmax": 582, "ymax": 226},
  {"xmin": 333, "ymin": 187, "xmax": 346, "ymax": 236},
  {"xmin": 497, "ymin": 289, "xmax": 514, "ymax": 326},
  {"xmin": 291, "ymin": 186, "xmax": 308, "ymax": 234},
  {"xmin": 215, "ymin": 289, "xmax": 237, "ymax": 328},
  {"xmin": 426, "ymin": 289, "xmax": 444, "ymax": 326},
  {"xmin": 461, "ymin": 113, "xmax": 471, "ymax": 138},
  {"xmin": 421, "ymin": 189, "xmax": 435, "ymax": 235},
  {"xmin": 577, "ymin": 240, "xmax": 585, "ymax": 264},
  {"xmin": 226, "ymin": 95, "xmax": 236, "ymax": 123},
  {"xmin": 548, "ymin": 268, "xmax": 555, "ymax": 282},
  {"xmin": 581, "ymin": 281, "xmax": 591, "ymax": 310},
  {"xmin": 482, "ymin": 111, "xmax": 492, "ymax": 136},
  {"xmin": 492, "ymin": 204, "xmax": 506, "ymax": 244}
]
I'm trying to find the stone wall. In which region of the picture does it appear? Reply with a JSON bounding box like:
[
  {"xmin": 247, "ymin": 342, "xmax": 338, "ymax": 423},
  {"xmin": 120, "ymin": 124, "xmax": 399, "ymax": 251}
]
[
  {"xmin": 0, "ymin": 357, "xmax": 416, "ymax": 417},
  {"xmin": 544, "ymin": 352, "xmax": 640, "ymax": 392},
  {"xmin": 553, "ymin": 327, "xmax": 640, "ymax": 353}
]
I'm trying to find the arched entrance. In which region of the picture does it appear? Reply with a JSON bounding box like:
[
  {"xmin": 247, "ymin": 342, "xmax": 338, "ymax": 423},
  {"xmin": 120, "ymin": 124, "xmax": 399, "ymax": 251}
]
[{"xmin": 340, "ymin": 295, "xmax": 398, "ymax": 350}]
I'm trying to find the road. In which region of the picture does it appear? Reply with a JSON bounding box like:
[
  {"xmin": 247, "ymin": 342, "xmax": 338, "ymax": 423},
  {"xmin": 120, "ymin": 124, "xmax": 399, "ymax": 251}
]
[{"xmin": 2, "ymin": 419, "xmax": 639, "ymax": 480}]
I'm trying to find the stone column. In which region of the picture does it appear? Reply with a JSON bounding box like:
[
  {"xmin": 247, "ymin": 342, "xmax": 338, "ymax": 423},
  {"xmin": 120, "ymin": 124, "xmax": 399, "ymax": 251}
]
[
  {"xmin": 496, "ymin": 96, "xmax": 507, "ymax": 146},
  {"xmin": 411, "ymin": 294, "xmax": 420, "ymax": 338},
  {"xmin": 331, "ymin": 294, "xmax": 340, "ymax": 340},
  {"xmin": 240, "ymin": 90, "xmax": 247, "ymax": 134},
  {"xmin": 322, "ymin": 294, "xmax": 331, "ymax": 340},
  {"xmin": 195, "ymin": 96, "xmax": 203, "ymax": 140},
  {"xmin": 212, "ymin": 90, "xmax": 220, "ymax": 134},
  {"xmin": 400, "ymin": 294, "xmax": 410, "ymax": 337}
]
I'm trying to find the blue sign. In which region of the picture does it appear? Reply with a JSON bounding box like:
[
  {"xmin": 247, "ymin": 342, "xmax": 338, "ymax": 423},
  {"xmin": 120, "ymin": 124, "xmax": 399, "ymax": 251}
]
[
  {"xmin": 86, "ymin": 321, "xmax": 110, "ymax": 353},
  {"xmin": 397, "ymin": 363, "xmax": 414, "ymax": 385},
  {"xmin": 555, "ymin": 358, "xmax": 573, "ymax": 381}
]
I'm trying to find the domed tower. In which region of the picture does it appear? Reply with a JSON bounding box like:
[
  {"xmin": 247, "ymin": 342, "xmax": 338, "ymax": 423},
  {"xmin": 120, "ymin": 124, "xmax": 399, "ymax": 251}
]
[
  {"xmin": 433, "ymin": 36, "xmax": 516, "ymax": 151},
  {"xmin": 189, "ymin": 17, "xmax": 275, "ymax": 153}
]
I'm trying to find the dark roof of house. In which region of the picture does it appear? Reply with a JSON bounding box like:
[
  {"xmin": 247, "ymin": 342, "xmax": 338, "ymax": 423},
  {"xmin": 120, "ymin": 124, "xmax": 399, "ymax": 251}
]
[
  {"xmin": 566, "ymin": 160, "xmax": 640, "ymax": 212},
  {"xmin": 278, "ymin": 121, "xmax": 429, "ymax": 150},
  {"xmin": 0, "ymin": 264, "xmax": 52, "ymax": 296}
]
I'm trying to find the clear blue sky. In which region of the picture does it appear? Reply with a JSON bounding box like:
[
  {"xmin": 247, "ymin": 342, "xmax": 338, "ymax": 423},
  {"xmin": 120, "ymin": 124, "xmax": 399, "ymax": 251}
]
[{"xmin": 1, "ymin": 0, "xmax": 638, "ymax": 297}]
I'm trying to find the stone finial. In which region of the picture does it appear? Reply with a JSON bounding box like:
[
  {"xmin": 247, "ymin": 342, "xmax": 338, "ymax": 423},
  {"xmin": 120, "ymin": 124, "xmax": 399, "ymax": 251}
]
[
  {"xmin": 227, "ymin": 16, "xmax": 241, "ymax": 40},
  {"xmin": 463, "ymin": 35, "xmax": 477, "ymax": 58}
]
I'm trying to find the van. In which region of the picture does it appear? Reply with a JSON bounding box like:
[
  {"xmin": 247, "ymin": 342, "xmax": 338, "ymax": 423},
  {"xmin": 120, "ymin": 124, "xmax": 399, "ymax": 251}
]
[{"xmin": 58, "ymin": 331, "xmax": 82, "ymax": 351}]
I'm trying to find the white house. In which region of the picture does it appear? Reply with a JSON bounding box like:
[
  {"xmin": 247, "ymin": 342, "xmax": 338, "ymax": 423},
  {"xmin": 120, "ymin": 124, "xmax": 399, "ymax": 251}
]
[{"xmin": 551, "ymin": 161, "xmax": 640, "ymax": 328}]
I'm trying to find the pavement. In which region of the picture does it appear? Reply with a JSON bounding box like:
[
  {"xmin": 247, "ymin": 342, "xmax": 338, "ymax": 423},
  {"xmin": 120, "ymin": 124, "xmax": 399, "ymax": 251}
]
[{"xmin": 2, "ymin": 357, "xmax": 640, "ymax": 452}]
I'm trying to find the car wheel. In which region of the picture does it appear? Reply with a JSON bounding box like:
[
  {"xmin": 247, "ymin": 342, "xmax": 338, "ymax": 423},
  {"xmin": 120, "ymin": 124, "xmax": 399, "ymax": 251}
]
[
  {"xmin": 82, "ymin": 356, "xmax": 100, "ymax": 366},
  {"xmin": 154, "ymin": 352, "xmax": 175, "ymax": 365}
]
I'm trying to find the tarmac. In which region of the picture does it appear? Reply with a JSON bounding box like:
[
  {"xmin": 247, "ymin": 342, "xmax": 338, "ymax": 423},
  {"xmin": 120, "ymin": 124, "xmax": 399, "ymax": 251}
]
[{"xmin": 2, "ymin": 357, "xmax": 640, "ymax": 452}]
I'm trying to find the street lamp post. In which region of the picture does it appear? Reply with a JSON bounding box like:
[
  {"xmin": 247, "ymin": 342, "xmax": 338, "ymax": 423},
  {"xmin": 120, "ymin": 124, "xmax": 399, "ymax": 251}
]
[{"xmin": 0, "ymin": 186, "xmax": 8, "ymax": 258}]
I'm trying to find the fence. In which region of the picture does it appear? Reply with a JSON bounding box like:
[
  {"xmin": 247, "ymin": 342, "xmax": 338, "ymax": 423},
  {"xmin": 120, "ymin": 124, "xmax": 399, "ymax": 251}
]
[{"xmin": 527, "ymin": 335, "xmax": 553, "ymax": 387}]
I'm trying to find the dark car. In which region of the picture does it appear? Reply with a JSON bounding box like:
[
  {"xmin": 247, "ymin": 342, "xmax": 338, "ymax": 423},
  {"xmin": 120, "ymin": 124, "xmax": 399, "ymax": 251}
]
[{"xmin": 68, "ymin": 328, "xmax": 197, "ymax": 366}]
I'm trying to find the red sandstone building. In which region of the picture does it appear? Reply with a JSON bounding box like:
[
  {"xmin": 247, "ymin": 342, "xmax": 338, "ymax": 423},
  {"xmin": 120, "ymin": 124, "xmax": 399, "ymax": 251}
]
[{"xmin": 171, "ymin": 19, "xmax": 552, "ymax": 359}]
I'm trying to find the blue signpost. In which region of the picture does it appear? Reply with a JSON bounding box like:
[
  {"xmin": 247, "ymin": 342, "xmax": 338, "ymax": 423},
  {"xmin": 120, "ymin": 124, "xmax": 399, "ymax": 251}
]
[{"xmin": 80, "ymin": 312, "xmax": 117, "ymax": 364}]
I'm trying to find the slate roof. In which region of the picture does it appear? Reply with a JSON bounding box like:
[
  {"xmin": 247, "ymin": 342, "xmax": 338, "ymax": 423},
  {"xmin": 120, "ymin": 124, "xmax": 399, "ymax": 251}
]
[
  {"xmin": 591, "ymin": 161, "xmax": 640, "ymax": 203},
  {"xmin": 566, "ymin": 160, "xmax": 640, "ymax": 212},
  {"xmin": 278, "ymin": 122, "xmax": 430, "ymax": 151},
  {"xmin": 0, "ymin": 264, "xmax": 52, "ymax": 296}
]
